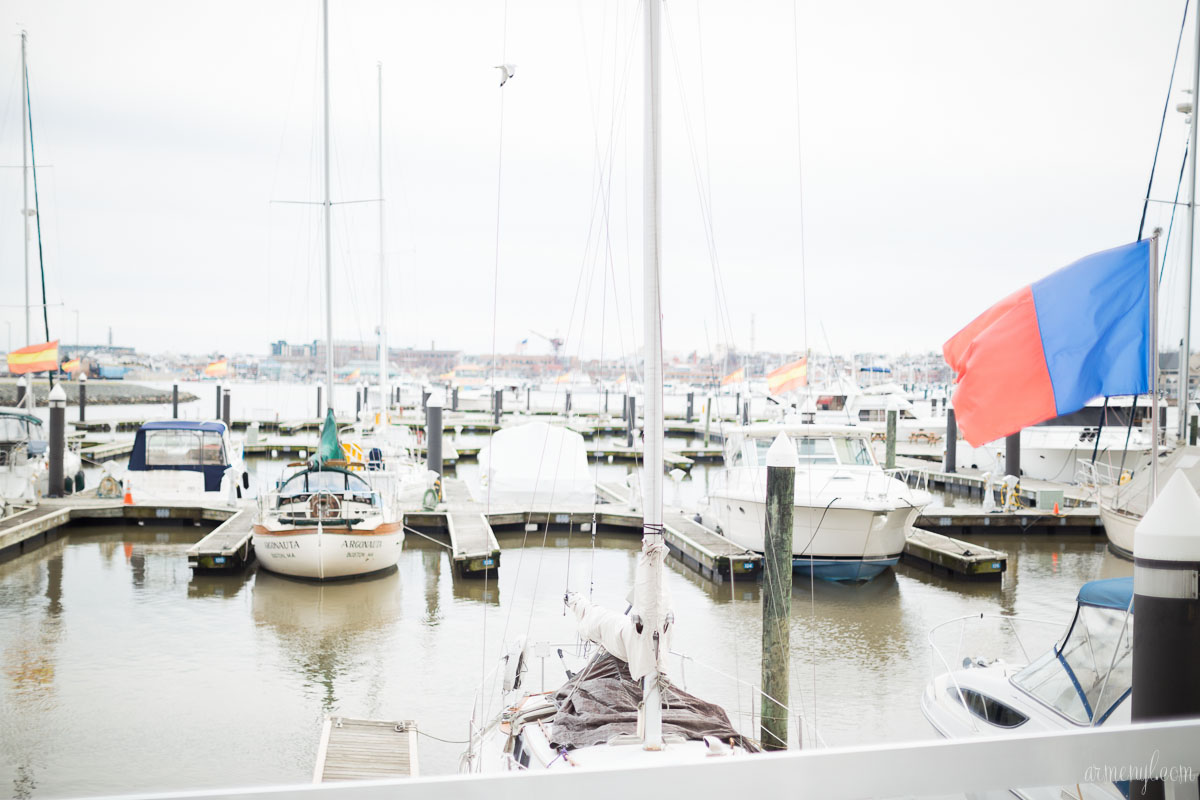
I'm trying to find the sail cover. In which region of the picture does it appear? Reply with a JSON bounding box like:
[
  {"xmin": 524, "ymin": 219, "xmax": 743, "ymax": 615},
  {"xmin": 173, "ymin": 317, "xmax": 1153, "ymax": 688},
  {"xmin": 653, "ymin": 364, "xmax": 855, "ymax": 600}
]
[
  {"xmin": 548, "ymin": 650, "xmax": 756, "ymax": 751},
  {"xmin": 308, "ymin": 408, "xmax": 343, "ymax": 469}
]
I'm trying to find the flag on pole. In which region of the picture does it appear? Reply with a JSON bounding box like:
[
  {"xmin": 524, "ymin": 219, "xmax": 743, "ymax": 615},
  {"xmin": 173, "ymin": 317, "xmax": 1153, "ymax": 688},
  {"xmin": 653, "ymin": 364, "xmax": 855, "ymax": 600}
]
[
  {"xmin": 720, "ymin": 367, "xmax": 745, "ymax": 386},
  {"xmin": 344, "ymin": 368, "xmax": 361, "ymax": 381},
  {"xmin": 62, "ymin": 358, "xmax": 81, "ymax": 373},
  {"xmin": 7, "ymin": 340, "xmax": 58, "ymax": 374},
  {"xmin": 204, "ymin": 358, "xmax": 228, "ymax": 377},
  {"xmin": 767, "ymin": 358, "xmax": 807, "ymax": 395},
  {"xmin": 943, "ymin": 239, "xmax": 1151, "ymax": 447}
]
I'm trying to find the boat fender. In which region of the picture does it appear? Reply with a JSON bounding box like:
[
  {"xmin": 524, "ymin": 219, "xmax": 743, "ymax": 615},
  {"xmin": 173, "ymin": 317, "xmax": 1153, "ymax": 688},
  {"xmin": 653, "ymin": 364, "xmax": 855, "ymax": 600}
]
[
  {"xmin": 242, "ymin": 472, "xmax": 250, "ymax": 490},
  {"xmin": 73, "ymin": 471, "xmax": 84, "ymax": 493}
]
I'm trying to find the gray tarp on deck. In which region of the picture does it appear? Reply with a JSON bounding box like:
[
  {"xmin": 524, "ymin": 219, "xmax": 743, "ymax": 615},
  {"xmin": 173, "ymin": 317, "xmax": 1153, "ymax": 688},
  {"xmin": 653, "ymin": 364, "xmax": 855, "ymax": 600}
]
[{"xmin": 548, "ymin": 651, "xmax": 757, "ymax": 751}]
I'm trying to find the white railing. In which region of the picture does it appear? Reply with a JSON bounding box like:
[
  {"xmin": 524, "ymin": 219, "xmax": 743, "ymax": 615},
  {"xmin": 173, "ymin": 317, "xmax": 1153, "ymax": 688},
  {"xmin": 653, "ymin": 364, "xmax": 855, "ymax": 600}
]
[{"xmin": 90, "ymin": 718, "xmax": 1200, "ymax": 800}]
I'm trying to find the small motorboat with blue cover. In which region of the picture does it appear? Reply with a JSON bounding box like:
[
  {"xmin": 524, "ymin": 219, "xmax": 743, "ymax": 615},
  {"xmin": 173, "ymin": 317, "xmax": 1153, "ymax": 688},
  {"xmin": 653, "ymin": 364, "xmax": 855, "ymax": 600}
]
[
  {"xmin": 125, "ymin": 420, "xmax": 248, "ymax": 504},
  {"xmin": 922, "ymin": 577, "xmax": 1134, "ymax": 799}
]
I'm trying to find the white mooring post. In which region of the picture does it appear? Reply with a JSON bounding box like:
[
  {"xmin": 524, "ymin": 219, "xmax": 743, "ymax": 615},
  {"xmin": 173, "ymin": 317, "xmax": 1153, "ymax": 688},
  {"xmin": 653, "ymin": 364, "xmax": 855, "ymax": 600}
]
[{"xmin": 1131, "ymin": 471, "xmax": 1200, "ymax": 799}]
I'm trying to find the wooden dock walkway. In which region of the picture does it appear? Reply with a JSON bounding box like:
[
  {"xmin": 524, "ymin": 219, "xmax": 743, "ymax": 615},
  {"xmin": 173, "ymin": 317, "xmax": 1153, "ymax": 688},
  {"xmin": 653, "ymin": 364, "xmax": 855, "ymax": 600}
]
[
  {"xmin": 903, "ymin": 528, "xmax": 1007, "ymax": 580},
  {"xmin": 441, "ymin": 480, "xmax": 501, "ymax": 577},
  {"xmin": 186, "ymin": 508, "xmax": 257, "ymax": 571},
  {"xmin": 313, "ymin": 717, "xmax": 418, "ymax": 782},
  {"xmin": 0, "ymin": 505, "xmax": 73, "ymax": 561},
  {"xmin": 916, "ymin": 505, "xmax": 1102, "ymax": 535}
]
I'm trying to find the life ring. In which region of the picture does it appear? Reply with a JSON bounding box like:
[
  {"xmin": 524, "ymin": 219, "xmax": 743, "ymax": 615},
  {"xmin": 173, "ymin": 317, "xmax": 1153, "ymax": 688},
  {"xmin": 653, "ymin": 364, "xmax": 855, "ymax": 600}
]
[{"xmin": 309, "ymin": 491, "xmax": 341, "ymax": 519}]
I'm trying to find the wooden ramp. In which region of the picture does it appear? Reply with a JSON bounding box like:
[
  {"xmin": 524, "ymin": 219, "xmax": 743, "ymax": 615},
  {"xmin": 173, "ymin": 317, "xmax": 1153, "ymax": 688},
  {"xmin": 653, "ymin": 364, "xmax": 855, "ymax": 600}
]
[
  {"xmin": 903, "ymin": 528, "xmax": 1007, "ymax": 581},
  {"xmin": 442, "ymin": 480, "xmax": 501, "ymax": 577},
  {"xmin": 313, "ymin": 717, "xmax": 419, "ymax": 782},
  {"xmin": 0, "ymin": 505, "xmax": 73, "ymax": 561},
  {"xmin": 186, "ymin": 508, "xmax": 256, "ymax": 571}
]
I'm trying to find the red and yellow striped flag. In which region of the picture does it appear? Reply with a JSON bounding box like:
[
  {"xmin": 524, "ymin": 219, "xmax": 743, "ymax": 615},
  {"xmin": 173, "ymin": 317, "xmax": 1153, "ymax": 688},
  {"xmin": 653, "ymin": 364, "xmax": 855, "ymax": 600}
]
[
  {"xmin": 62, "ymin": 358, "xmax": 81, "ymax": 373},
  {"xmin": 767, "ymin": 357, "xmax": 807, "ymax": 395},
  {"xmin": 721, "ymin": 367, "xmax": 745, "ymax": 386},
  {"xmin": 204, "ymin": 358, "xmax": 228, "ymax": 377},
  {"xmin": 7, "ymin": 340, "xmax": 59, "ymax": 375},
  {"xmin": 344, "ymin": 368, "xmax": 361, "ymax": 381}
]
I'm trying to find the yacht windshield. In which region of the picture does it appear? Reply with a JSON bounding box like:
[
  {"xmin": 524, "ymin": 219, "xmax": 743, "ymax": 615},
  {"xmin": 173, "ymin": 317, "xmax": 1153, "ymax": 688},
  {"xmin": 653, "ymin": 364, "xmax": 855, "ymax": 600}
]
[
  {"xmin": 0, "ymin": 417, "xmax": 31, "ymax": 442},
  {"xmin": 833, "ymin": 436, "xmax": 874, "ymax": 466},
  {"xmin": 145, "ymin": 429, "xmax": 227, "ymax": 466},
  {"xmin": 1010, "ymin": 604, "xmax": 1132, "ymax": 724}
]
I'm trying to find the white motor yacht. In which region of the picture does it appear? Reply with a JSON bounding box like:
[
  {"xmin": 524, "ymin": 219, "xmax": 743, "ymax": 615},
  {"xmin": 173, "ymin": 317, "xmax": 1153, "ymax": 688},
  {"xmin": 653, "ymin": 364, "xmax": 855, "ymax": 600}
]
[
  {"xmin": 124, "ymin": 420, "xmax": 247, "ymax": 504},
  {"xmin": 922, "ymin": 577, "xmax": 1133, "ymax": 799},
  {"xmin": 703, "ymin": 423, "xmax": 931, "ymax": 581}
]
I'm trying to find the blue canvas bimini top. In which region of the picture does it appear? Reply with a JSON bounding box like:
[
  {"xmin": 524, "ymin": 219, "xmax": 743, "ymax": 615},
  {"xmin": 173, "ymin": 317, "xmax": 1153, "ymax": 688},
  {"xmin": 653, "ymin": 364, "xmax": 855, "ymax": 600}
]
[{"xmin": 1076, "ymin": 577, "xmax": 1134, "ymax": 612}]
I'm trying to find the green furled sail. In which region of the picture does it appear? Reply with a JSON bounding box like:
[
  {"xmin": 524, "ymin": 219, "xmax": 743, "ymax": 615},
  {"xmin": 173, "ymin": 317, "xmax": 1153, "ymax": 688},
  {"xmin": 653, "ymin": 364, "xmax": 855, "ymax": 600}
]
[{"xmin": 308, "ymin": 408, "xmax": 342, "ymax": 469}]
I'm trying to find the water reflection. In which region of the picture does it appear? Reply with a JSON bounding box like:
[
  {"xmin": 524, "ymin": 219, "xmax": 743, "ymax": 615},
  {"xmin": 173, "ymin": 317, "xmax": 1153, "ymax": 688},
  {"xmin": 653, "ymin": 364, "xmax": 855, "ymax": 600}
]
[{"xmin": 251, "ymin": 568, "xmax": 403, "ymax": 712}]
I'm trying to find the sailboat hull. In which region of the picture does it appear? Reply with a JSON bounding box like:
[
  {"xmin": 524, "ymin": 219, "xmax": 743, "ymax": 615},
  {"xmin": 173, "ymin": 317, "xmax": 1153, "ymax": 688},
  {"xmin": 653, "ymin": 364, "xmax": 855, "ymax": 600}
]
[
  {"xmin": 252, "ymin": 523, "xmax": 404, "ymax": 580},
  {"xmin": 1098, "ymin": 503, "xmax": 1136, "ymax": 560}
]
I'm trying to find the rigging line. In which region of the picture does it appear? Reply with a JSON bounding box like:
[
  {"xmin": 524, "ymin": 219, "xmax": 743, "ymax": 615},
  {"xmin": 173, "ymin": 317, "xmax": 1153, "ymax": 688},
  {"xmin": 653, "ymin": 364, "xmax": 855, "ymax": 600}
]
[
  {"xmin": 25, "ymin": 67, "xmax": 51, "ymax": 353},
  {"xmin": 662, "ymin": 9, "xmax": 739, "ymax": 369},
  {"xmin": 1160, "ymin": 137, "xmax": 1190, "ymax": 284},
  {"xmin": 1137, "ymin": 0, "xmax": 1191, "ymax": 241}
]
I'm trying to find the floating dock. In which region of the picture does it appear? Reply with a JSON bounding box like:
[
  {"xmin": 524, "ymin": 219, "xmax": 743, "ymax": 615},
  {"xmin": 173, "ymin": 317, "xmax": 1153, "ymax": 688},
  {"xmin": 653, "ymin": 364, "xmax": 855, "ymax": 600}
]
[
  {"xmin": 2, "ymin": 477, "xmax": 1012, "ymax": 585},
  {"xmin": 186, "ymin": 508, "xmax": 256, "ymax": 571},
  {"xmin": 313, "ymin": 717, "xmax": 419, "ymax": 782},
  {"xmin": 902, "ymin": 528, "xmax": 1007, "ymax": 581}
]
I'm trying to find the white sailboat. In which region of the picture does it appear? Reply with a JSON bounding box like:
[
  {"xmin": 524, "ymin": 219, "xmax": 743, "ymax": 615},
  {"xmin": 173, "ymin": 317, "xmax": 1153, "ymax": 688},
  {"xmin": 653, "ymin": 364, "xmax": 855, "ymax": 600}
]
[
  {"xmin": 251, "ymin": 0, "xmax": 404, "ymax": 581},
  {"xmin": 463, "ymin": 0, "xmax": 753, "ymax": 770}
]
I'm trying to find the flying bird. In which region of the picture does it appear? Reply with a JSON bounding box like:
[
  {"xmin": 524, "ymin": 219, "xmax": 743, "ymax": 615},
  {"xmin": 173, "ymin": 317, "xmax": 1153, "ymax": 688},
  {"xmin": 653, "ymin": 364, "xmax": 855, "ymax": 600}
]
[{"xmin": 494, "ymin": 64, "xmax": 516, "ymax": 87}]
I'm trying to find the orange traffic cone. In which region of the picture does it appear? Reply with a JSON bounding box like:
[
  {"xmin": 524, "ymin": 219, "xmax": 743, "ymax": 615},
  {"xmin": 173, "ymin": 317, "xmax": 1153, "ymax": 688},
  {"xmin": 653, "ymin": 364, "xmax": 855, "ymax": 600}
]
[
  {"xmin": 1052, "ymin": 502, "xmax": 1060, "ymax": 516},
  {"xmin": 123, "ymin": 479, "xmax": 133, "ymax": 506}
]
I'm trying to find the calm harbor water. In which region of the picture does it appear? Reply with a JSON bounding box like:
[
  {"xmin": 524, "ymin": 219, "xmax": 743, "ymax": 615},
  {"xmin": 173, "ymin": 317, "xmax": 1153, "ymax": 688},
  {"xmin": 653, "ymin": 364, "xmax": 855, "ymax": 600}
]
[
  {"xmin": 1, "ymin": 383, "xmax": 1132, "ymax": 797},
  {"xmin": 0, "ymin": 519, "xmax": 1130, "ymax": 798}
]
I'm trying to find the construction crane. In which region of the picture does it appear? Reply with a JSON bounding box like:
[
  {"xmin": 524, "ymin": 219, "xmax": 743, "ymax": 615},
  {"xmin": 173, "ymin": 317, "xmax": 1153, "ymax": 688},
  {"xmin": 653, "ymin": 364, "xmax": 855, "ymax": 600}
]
[{"xmin": 529, "ymin": 330, "xmax": 564, "ymax": 360}]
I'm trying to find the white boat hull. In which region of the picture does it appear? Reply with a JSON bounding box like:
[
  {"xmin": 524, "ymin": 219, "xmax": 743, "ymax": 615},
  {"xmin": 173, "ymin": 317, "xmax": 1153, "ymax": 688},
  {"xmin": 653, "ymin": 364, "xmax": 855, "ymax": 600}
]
[
  {"xmin": 252, "ymin": 524, "xmax": 404, "ymax": 580},
  {"xmin": 708, "ymin": 495, "xmax": 915, "ymax": 581},
  {"xmin": 1098, "ymin": 503, "xmax": 1137, "ymax": 559}
]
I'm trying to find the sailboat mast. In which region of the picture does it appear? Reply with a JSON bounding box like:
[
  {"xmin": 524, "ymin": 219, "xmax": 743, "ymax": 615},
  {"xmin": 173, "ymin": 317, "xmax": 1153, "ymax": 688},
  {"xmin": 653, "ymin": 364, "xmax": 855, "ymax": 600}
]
[
  {"xmin": 322, "ymin": 0, "xmax": 335, "ymax": 413},
  {"xmin": 641, "ymin": 0, "xmax": 665, "ymax": 751},
  {"xmin": 1181, "ymin": 9, "xmax": 1200, "ymax": 441},
  {"xmin": 378, "ymin": 62, "xmax": 388, "ymax": 406},
  {"xmin": 21, "ymin": 31, "xmax": 29, "ymax": 347}
]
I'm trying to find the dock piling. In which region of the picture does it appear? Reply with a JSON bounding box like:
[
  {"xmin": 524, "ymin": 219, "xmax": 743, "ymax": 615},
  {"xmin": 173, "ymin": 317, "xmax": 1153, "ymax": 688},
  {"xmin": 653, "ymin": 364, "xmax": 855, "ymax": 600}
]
[
  {"xmin": 686, "ymin": 392, "xmax": 693, "ymax": 423},
  {"xmin": 356, "ymin": 388, "xmax": 362, "ymax": 420},
  {"xmin": 427, "ymin": 398, "xmax": 443, "ymax": 500},
  {"xmin": 78, "ymin": 373, "xmax": 87, "ymax": 422},
  {"xmin": 761, "ymin": 433, "xmax": 795, "ymax": 751},
  {"xmin": 48, "ymin": 384, "xmax": 66, "ymax": 498},
  {"xmin": 704, "ymin": 396, "xmax": 712, "ymax": 447},
  {"xmin": 216, "ymin": 384, "xmax": 222, "ymax": 419},
  {"xmin": 452, "ymin": 386, "xmax": 459, "ymax": 411},
  {"xmin": 15, "ymin": 376, "xmax": 26, "ymax": 408},
  {"xmin": 222, "ymin": 388, "xmax": 231, "ymax": 429},
  {"xmin": 885, "ymin": 408, "xmax": 897, "ymax": 470},
  {"xmin": 317, "ymin": 386, "xmax": 322, "ymax": 418},
  {"xmin": 565, "ymin": 391, "xmax": 572, "ymax": 415},
  {"xmin": 1131, "ymin": 472, "xmax": 1200, "ymax": 799},
  {"xmin": 172, "ymin": 383, "xmax": 178, "ymax": 419},
  {"xmin": 1005, "ymin": 431, "xmax": 1021, "ymax": 478},
  {"xmin": 741, "ymin": 397, "xmax": 749, "ymax": 426},
  {"xmin": 1191, "ymin": 414, "xmax": 1197, "ymax": 446},
  {"xmin": 626, "ymin": 396, "xmax": 636, "ymax": 448},
  {"xmin": 494, "ymin": 389, "xmax": 502, "ymax": 426},
  {"xmin": 945, "ymin": 408, "xmax": 957, "ymax": 474}
]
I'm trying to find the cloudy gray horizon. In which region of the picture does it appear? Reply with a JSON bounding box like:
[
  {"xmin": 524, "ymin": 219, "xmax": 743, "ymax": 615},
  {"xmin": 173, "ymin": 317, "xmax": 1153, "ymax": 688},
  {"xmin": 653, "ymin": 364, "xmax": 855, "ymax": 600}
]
[{"xmin": 0, "ymin": 0, "xmax": 1193, "ymax": 367}]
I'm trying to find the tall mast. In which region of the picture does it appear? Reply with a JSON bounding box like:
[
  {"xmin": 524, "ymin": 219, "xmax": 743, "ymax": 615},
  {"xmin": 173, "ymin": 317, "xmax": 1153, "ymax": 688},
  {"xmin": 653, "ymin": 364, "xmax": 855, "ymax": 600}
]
[
  {"xmin": 377, "ymin": 62, "xmax": 388, "ymax": 406},
  {"xmin": 640, "ymin": 0, "xmax": 665, "ymax": 751},
  {"xmin": 322, "ymin": 0, "xmax": 335, "ymax": 414},
  {"xmin": 1182, "ymin": 8, "xmax": 1200, "ymax": 441},
  {"xmin": 21, "ymin": 31, "xmax": 29, "ymax": 347}
]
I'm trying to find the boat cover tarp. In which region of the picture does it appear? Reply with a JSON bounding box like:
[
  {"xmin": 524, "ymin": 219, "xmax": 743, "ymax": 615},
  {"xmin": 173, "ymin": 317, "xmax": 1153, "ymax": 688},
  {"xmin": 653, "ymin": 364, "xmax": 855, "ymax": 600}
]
[
  {"xmin": 128, "ymin": 420, "xmax": 228, "ymax": 492},
  {"xmin": 308, "ymin": 408, "xmax": 342, "ymax": 469},
  {"xmin": 478, "ymin": 421, "xmax": 594, "ymax": 507},
  {"xmin": 1077, "ymin": 577, "xmax": 1133, "ymax": 612},
  {"xmin": 548, "ymin": 651, "xmax": 756, "ymax": 751}
]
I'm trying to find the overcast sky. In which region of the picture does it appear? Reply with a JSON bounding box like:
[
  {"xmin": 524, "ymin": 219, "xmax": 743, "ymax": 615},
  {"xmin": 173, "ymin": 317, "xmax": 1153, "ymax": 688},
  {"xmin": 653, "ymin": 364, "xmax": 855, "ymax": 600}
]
[{"xmin": 0, "ymin": 0, "xmax": 1193, "ymax": 366}]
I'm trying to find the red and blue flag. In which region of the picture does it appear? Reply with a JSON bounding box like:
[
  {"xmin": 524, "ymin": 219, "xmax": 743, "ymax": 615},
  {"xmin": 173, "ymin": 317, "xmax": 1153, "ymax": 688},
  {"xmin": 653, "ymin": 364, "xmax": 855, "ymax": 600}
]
[{"xmin": 943, "ymin": 239, "xmax": 1151, "ymax": 446}]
